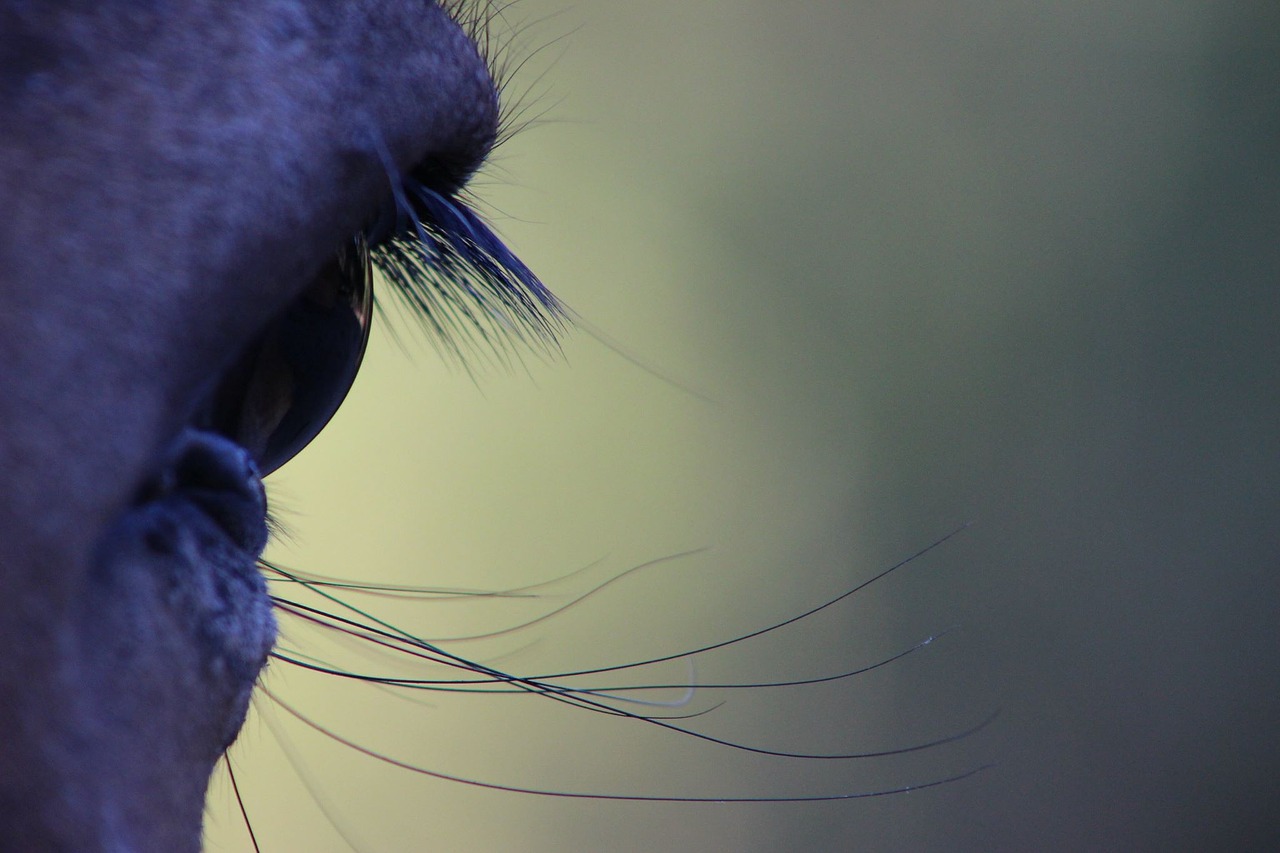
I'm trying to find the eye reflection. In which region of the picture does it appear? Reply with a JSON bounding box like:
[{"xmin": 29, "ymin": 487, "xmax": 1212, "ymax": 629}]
[{"xmin": 210, "ymin": 238, "xmax": 373, "ymax": 475}]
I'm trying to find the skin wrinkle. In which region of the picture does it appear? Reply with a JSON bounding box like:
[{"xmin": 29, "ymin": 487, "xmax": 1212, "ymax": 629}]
[{"xmin": 0, "ymin": 2, "xmax": 499, "ymax": 849}]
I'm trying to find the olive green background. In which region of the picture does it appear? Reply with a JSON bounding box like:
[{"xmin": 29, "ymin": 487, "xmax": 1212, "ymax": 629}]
[{"xmin": 205, "ymin": 2, "xmax": 1279, "ymax": 850}]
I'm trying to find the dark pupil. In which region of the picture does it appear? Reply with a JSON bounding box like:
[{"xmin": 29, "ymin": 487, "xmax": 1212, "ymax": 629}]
[{"xmin": 209, "ymin": 239, "xmax": 373, "ymax": 476}]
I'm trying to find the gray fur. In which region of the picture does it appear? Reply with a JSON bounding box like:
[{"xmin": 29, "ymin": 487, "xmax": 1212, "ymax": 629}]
[{"xmin": 0, "ymin": 2, "xmax": 495, "ymax": 848}]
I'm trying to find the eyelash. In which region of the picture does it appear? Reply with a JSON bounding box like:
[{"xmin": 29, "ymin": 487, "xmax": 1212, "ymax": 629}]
[
  {"xmin": 364, "ymin": 174, "xmax": 565, "ymax": 362},
  {"xmin": 360, "ymin": 0, "xmax": 565, "ymax": 364}
]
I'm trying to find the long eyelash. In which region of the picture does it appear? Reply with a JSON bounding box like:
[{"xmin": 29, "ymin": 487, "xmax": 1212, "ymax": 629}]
[
  {"xmin": 367, "ymin": 180, "xmax": 565, "ymax": 363},
  {"xmin": 360, "ymin": 1, "xmax": 566, "ymax": 365}
]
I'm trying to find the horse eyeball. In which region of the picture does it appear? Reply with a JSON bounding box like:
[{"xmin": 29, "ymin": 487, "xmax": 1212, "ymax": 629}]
[{"xmin": 207, "ymin": 238, "xmax": 373, "ymax": 475}]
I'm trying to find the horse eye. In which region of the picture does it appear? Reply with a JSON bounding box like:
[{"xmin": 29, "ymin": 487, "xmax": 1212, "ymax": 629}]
[{"xmin": 207, "ymin": 238, "xmax": 373, "ymax": 476}]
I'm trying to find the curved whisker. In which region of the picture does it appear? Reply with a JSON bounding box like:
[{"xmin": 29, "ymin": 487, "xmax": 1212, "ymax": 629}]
[{"xmin": 263, "ymin": 685, "xmax": 993, "ymax": 804}]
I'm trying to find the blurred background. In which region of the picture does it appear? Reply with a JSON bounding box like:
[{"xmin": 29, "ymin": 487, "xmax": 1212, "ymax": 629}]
[{"xmin": 205, "ymin": 1, "xmax": 1279, "ymax": 850}]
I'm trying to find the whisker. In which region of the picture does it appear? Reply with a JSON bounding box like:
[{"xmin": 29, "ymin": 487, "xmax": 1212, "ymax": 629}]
[
  {"xmin": 223, "ymin": 755, "xmax": 261, "ymax": 853},
  {"xmin": 264, "ymin": 685, "xmax": 994, "ymax": 804},
  {"xmin": 264, "ymin": 526, "xmax": 987, "ymax": 764}
]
